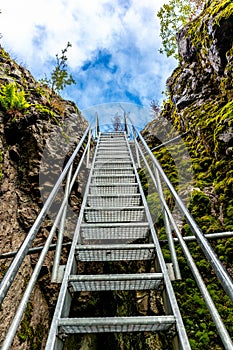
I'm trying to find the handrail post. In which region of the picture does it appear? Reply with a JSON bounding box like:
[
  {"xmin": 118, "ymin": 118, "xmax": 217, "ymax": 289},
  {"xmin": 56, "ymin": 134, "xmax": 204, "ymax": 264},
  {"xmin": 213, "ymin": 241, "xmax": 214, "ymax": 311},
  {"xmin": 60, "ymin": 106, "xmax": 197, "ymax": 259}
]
[
  {"xmin": 133, "ymin": 130, "xmax": 141, "ymax": 169},
  {"xmin": 86, "ymin": 128, "xmax": 92, "ymax": 169},
  {"xmin": 95, "ymin": 112, "xmax": 100, "ymax": 139},
  {"xmin": 51, "ymin": 164, "xmax": 73, "ymax": 282},
  {"xmin": 124, "ymin": 112, "xmax": 129, "ymax": 137},
  {"xmin": 153, "ymin": 164, "xmax": 181, "ymax": 280}
]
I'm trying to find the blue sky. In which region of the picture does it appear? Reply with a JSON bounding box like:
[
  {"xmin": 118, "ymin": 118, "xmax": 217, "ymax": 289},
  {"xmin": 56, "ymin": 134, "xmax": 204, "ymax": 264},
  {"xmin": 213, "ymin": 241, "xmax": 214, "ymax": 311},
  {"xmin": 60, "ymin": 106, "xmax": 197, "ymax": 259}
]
[{"xmin": 0, "ymin": 0, "xmax": 177, "ymax": 127}]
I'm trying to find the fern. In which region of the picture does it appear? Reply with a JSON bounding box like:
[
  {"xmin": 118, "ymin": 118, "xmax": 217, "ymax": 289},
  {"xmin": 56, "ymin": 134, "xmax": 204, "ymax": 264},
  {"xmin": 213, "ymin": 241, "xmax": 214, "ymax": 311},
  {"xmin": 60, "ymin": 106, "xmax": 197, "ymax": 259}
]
[{"xmin": 0, "ymin": 82, "xmax": 30, "ymax": 112}]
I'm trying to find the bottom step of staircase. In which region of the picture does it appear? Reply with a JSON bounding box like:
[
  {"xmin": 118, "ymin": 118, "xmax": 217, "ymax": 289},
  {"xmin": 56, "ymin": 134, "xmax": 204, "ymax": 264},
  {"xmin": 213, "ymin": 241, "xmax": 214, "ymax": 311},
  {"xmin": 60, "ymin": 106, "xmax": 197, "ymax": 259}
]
[{"xmin": 58, "ymin": 316, "xmax": 176, "ymax": 334}]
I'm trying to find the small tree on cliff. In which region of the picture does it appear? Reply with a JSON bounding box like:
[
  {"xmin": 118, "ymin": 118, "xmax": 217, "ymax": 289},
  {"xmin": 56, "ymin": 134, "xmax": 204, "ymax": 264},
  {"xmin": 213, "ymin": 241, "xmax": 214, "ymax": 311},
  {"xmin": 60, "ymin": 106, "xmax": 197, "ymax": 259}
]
[
  {"xmin": 157, "ymin": 0, "xmax": 205, "ymax": 58},
  {"xmin": 40, "ymin": 42, "xmax": 75, "ymax": 95}
]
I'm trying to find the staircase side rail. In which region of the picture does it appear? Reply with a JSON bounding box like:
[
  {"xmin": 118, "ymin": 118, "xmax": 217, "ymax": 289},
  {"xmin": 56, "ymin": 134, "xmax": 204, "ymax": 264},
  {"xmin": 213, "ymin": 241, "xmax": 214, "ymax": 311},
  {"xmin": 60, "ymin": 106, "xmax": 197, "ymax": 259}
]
[
  {"xmin": 51, "ymin": 131, "xmax": 93, "ymax": 281},
  {"xmin": 1, "ymin": 125, "xmax": 97, "ymax": 349},
  {"xmin": 1, "ymin": 191, "xmax": 74, "ymax": 350},
  {"xmin": 0, "ymin": 124, "xmax": 91, "ymax": 305},
  {"xmin": 131, "ymin": 132, "xmax": 233, "ymax": 349},
  {"xmin": 45, "ymin": 131, "xmax": 101, "ymax": 349},
  {"xmin": 132, "ymin": 134, "xmax": 181, "ymax": 280},
  {"xmin": 132, "ymin": 124, "xmax": 233, "ymax": 304},
  {"xmin": 125, "ymin": 135, "xmax": 191, "ymax": 350}
]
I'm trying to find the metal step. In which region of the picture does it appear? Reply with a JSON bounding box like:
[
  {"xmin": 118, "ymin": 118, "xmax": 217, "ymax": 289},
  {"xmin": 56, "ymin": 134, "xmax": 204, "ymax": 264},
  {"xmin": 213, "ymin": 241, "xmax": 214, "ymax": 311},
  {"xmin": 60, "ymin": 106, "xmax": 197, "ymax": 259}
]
[
  {"xmin": 89, "ymin": 184, "xmax": 139, "ymax": 195},
  {"xmin": 94, "ymin": 161, "xmax": 132, "ymax": 169},
  {"xmin": 97, "ymin": 144, "xmax": 129, "ymax": 153},
  {"xmin": 58, "ymin": 316, "xmax": 176, "ymax": 334},
  {"xmin": 95, "ymin": 155, "xmax": 131, "ymax": 160},
  {"xmin": 98, "ymin": 145, "xmax": 128, "ymax": 149},
  {"xmin": 68, "ymin": 273, "xmax": 163, "ymax": 292},
  {"xmin": 87, "ymin": 194, "xmax": 142, "ymax": 207},
  {"xmin": 99, "ymin": 139, "xmax": 126, "ymax": 143},
  {"xmin": 97, "ymin": 149, "xmax": 129, "ymax": 154},
  {"xmin": 80, "ymin": 222, "xmax": 149, "ymax": 242},
  {"xmin": 93, "ymin": 168, "xmax": 134, "ymax": 175},
  {"xmin": 99, "ymin": 140, "xmax": 127, "ymax": 144},
  {"xmin": 100, "ymin": 134, "xmax": 125, "ymax": 139},
  {"xmin": 75, "ymin": 244, "xmax": 155, "ymax": 261},
  {"xmin": 91, "ymin": 175, "xmax": 136, "ymax": 184},
  {"xmin": 84, "ymin": 207, "xmax": 145, "ymax": 223}
]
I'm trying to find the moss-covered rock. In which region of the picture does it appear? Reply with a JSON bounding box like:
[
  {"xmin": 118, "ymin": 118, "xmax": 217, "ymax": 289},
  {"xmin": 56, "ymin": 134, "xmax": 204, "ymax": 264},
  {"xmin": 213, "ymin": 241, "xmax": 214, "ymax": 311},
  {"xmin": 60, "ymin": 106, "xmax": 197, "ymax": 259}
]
[{"xmin": 142, "ymin": 1, "xmax": 233, "ymax": 348}]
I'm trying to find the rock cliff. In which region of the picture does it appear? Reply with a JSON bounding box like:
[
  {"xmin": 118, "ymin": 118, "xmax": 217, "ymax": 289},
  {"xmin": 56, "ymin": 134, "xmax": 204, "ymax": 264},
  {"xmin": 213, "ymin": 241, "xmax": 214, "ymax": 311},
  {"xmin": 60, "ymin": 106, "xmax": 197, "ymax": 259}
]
[
  {"xmin": 0, "ymin": 46, "xmax": 88, "ymax": 349},
  {"xmin": 143, "ymin": 0, "xmax": 233, "ymax": 348}
]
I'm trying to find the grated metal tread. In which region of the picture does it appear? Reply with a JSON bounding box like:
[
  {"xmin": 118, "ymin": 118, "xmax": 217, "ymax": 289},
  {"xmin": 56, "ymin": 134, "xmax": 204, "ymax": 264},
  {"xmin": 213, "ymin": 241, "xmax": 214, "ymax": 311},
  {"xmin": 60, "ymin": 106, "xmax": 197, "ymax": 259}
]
[
  {"xmin": 87, "ymin": 194, "xmax": 142, "ymax": 207},
  {"xmin": 91, "ymin": 175, "xmax": 136, "ymax": 184},
  {"xmin": 98, "ymin": 141, "xmax": 127, "ymax": 145},
  {"xmin": 89, "ymin": 184, "xmax": 139, "ymax": 195},
  {"xmin": 68, "ymin": 273, "xmax": 163, "ymax": 292},
  {"xmin": 84, "ymin": 207, "xmax": 145, "ymax": 223},
  {"xmin": 95, "ymin": 156, "xmax": 131, "ymax": 161},
  {"xmin": 80, "ymin": 222, "xmax": 149, "ymax": 242},
  {"xmin": 58, "ymin": 316, "xmax": 176, "ymax": 334},
  {"xmin": 97, "ymin": 149, "xmax": 129, "ymax": 153},
  {"xmin": 94, "ymin": 161, "xmax": 132, "ymax": 168},
  {"xmin": 98, "ymin": 146, "xmax": 128, "ymax": 150},
  {"xmin": 75, "ymin": 244, "xmax": 155, "ymax": 261},
  {"xmin": 93, "ymin": 168, "xmax": 134, "ymax": 175}
]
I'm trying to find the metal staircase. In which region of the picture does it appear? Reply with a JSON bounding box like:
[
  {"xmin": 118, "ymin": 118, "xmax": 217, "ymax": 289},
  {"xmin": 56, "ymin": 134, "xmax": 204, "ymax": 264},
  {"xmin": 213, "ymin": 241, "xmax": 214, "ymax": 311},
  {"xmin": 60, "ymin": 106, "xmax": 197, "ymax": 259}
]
[
  {"xmin": 45, "ymin": 131, "xmax": 190, "ymax": 349},
  {"xmin": 1, "ymin": 117, "xmax": 233, "ymax": 350}
]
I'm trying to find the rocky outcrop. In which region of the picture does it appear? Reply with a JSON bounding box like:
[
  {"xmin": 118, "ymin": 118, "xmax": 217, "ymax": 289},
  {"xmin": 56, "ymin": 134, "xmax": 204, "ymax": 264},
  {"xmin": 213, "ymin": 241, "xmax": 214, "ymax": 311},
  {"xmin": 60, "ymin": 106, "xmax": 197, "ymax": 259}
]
[
  {"xmin": 167, "ymin": 0, "xmax": 233, "ymax": 110},
  {"xmin": 143, "ymin": 1, "xmax": 233, "ymax": 348},
  {"xmin": 0, "ymin": 46, "xmax": 88, "ymax": 349}
]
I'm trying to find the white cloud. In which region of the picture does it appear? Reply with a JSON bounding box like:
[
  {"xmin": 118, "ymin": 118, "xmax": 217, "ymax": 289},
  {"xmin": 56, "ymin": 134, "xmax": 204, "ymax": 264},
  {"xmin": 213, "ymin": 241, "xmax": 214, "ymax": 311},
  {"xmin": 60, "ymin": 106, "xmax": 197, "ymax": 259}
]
[{"xmin": 0, "ymin": 0, "xmax": 176, "ymax": 116}]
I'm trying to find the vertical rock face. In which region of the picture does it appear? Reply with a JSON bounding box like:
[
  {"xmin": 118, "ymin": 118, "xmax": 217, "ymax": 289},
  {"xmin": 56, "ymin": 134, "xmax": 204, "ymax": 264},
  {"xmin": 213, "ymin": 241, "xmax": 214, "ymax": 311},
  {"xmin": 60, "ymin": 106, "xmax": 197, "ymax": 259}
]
[
  {"xmin": 143, "ymin": 1, "xmax": 233, "ymax": 348},
  {"xmin": 168, "ymin": 0, "xmax": 233, "ymax": 110},
  {"xmin": 164, "ymin": 0, "xmax": 233, "ymax": 229},
  {"xmin": 0, "ymin": 46, "xmax": 88, "ymax": 349}
]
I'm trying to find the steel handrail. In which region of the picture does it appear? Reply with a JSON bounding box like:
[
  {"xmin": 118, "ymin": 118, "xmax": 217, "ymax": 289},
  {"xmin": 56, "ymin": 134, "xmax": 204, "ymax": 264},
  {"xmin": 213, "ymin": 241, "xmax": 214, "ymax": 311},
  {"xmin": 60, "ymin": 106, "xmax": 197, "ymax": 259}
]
[
  {"xmin": 51, "ymin": 131, "xmax": 92, "ymax": 281},
  {"xmin": 45, "ymin": 130, "xmax": 101, "ymax": 349},
  {"xmin": 132, "ymin": 124, "xmax": 233, "ymax": 303},
  {"xmin": 1, "ymin": 124, "xmax": 97, "ymax": 349},
  {"xmin": 125, "ymin": 133, "xmax": 192, "ymax": 349},
  {"xmin": 0, "ymin": 124, "xmax": 91, "ymax": 305},
  {"xmin": 132, "ymin": 134, "xmax": 181, "ymax": 280},
  {"xmin": 131, "ymin": 129, "xmax": 233, "ymax": 349}
]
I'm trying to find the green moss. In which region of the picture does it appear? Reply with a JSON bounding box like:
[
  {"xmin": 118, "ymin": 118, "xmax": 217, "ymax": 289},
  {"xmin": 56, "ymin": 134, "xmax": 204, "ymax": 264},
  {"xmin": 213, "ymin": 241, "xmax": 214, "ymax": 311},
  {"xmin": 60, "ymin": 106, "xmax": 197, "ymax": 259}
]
[
  {"xmin": 0, "ymin": 47, "xmax": 11, "ymax": 60},
  {"xmin": 188, "ymin": 0, "xmax": 233, "ymax": 47},
  {"xmin": 35, "ymin": 103, "xmax": 56, "ymax": 118}
]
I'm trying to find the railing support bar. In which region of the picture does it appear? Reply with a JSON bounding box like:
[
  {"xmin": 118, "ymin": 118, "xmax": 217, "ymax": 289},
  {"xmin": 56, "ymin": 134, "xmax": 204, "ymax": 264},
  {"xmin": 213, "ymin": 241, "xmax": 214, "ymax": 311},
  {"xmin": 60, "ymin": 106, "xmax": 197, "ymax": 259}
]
[
  {"xmin": 133, "ymin": 131, "xmax": 233, "ymax": 348},
  {"xmin": 0, "ymin": 125, "xmax": 91, "ymax": 305},
  {"xmin": 86, "ymin": 128, "xmax": 92, "ymax": 169},
  {"xmin": 51, "ymin": 164, "xmax": 73, "ymax": 282},
  {"xmin": 1, "ymin": 191, "xmax": 72, "ymax": 350},
  {"xmin": 133, "ymin": 134, "xmax": 181, "ymax": 280},
  {"xmin": 135, "ymin": 126, "xmax": 233, "ymax": 303},
  {"xmin": 153, "ymin": 164, "xmax": 181, "ymax": 280},
  {"xmin": 133, "ymin": 131, "xmax": 141, "ymax": 169}
]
